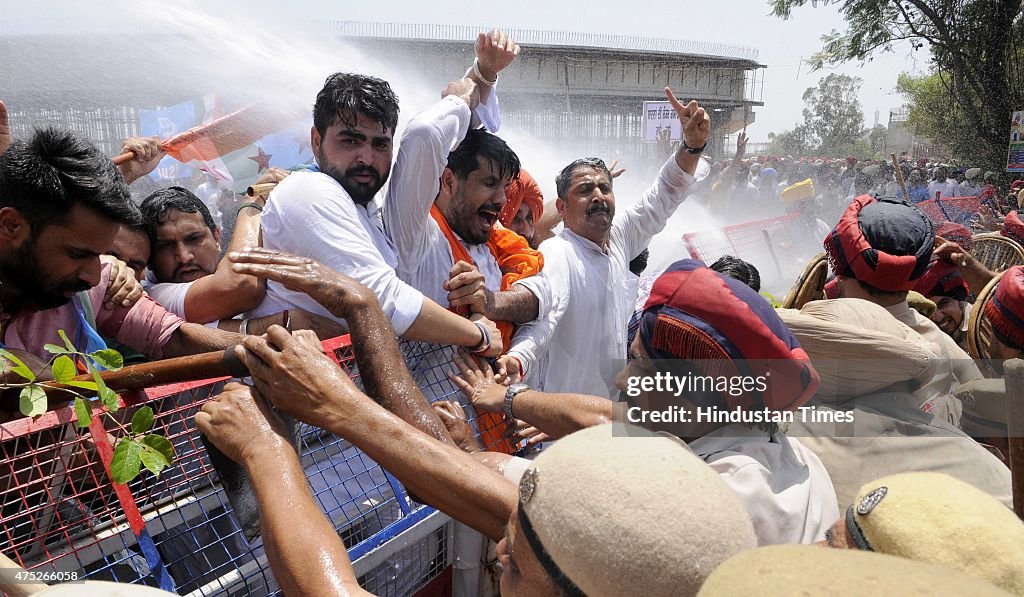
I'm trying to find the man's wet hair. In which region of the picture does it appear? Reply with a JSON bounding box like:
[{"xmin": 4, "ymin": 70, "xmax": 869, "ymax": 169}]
[
  {"xmin": 446, "ymin": 129, "xmax": 521, "ymax": 183},
  {"xmin": 556, "ymin": 157, "xmax": 612, "ymax": 199},
  {"xmin": 313, "ymin": 73, "xmax": 400, "ymax": 136},
  {"xmin": 0, "ymin": 127, "xmax": 139, "ymax": 232},
  {"xmin": 139, "ymin": 186, "xmax": 217, "ymax": 246},
  {"xmin": 710, "ymin": 255, "xmax": 761, "ymax": 292}
]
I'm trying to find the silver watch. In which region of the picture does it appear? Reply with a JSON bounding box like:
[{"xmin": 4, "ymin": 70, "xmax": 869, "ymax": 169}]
[{"xmin": 504, "ymin": 383, "xmax": 530, "ymax": 420}]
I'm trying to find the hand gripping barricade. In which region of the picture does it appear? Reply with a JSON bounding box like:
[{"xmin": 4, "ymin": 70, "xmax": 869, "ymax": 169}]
[{"xmin": 0, "ymin": 334, "xmax": 511, "ymax": 596}]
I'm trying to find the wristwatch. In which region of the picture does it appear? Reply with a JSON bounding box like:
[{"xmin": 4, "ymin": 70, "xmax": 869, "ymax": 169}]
[
  {"xmin": 682, "ymin": 140, "xmax": 707, "ymax": 155},
  {"xmin": 504, "ymin": 383, "xmax": 530, "ymax": 420}
]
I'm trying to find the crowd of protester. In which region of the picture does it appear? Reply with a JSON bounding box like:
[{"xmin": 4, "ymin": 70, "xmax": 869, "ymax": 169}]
[{"xmin": 1, "ymin": 28, "xmax": 1023, "ymax": 597}]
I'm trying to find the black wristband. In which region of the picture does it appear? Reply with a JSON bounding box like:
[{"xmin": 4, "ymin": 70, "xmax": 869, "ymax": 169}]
[{"xmin": 682, "ymin": 140, "xmax": 707, "ymax": 155}]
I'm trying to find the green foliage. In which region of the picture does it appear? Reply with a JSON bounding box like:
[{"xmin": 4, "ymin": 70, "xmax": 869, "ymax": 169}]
[
  {"xmin": 138, "ymin": 435, "xmax": 175, "ymax": 477},
  {"xmin": 131, "ymin": 406, "xmax": 154, "ymax": 434},
  {"xmin": 111, "ymin": 439, "xmax": 142, "ymax": 484},
  {"xmin": 768, "ymin": 74, "xmax": 869, "ymax": 157},
  {"xmin": 18, "ymin": 386, "xmax": 46, "ymax": 418},
  {"xmin": 73, "ymin": 397, "xmax": 92, "ymax": 428},
  {"xmin": 0, "ymin": 330, "xmax": 174, "ymax": 485},
  {"xmin": 770, "ymin": 0, "xmax": 1024, "ymax": 176}
]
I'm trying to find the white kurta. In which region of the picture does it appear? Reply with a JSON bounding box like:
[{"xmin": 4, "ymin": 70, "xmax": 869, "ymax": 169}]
[
  {"xmin": 143, "ymin": 280, "xmax": 221, "ymax": 329},
  {"xmin": 885, "ymin": 300, "xmax": 982, "ymax": 426},
  {"xmin": 383, "ymin": 95, "xmax": 550, "ymax": 318},
  {"xmin": 958, "ymin": 181, "xmax": 983, "ymax": 197},
  {"xmin": 689, "ymin": 425, "xmax": 839, "ymax": 545},
  {"xmin": 508, "ymin": 155, "xmax": 709, "ymax": 398},
  {"xmin": 927, "ymin": 179, "xmax": 960, "ymax": 199},
  {"xmin": 251, "ymin": 171, "xmax": 424, "ymax": 334}
]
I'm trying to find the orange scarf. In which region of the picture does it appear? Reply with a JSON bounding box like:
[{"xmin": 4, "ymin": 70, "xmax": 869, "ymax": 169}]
[
  {"xmin": 428, "ymin": 204, "xmax": 544, "ymax": 349},
  {"xmin": 429, "ymin": 204, "xmax": 544, "ymax": 454}
]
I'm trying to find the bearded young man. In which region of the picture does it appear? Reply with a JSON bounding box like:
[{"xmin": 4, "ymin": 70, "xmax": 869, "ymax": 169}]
[{"xmin": 249, "ymin": 57, "xmax": 505, "ymax": 356}]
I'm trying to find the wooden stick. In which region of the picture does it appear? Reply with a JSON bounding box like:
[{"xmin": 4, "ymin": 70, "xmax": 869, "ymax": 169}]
[
  {"xmin": 0, "ymin": 551, "xmax": 48, "ymax": 596},
  {"xmin": 762, "ymin": 228, "xmax": 784, "ymax": 280},
  {"xmin": 891, "ymin": 153, "xmax": 909, "ymax": 203},
  {"xmin": 41, "ymin": 348, "xmax": 248, "ymax": 399},
  {"xmin": 1003, "ymin": 359, "xmax": 1024, "ymax": 520}
]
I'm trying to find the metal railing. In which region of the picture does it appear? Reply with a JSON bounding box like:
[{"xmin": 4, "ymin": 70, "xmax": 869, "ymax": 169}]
[{"xmin": 314, "ymin": 21, "xmax": 759, "ymax": 61}]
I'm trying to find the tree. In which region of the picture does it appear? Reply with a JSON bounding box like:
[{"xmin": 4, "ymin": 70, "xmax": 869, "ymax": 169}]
[
  {"xmin": 769, "ymin": 0, "xmax": 1024, "ymax": 174},
  {"xmin": 868, "ymin": 123, "xmax": 888, "ymax": 156},
  {"xmin": 768, "ymin": 74, "xmax": 866, "ymax": 156}
]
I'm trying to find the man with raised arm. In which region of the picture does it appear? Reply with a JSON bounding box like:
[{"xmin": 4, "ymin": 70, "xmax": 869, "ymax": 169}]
[
  {"xmin": 249, "ymin": 60, "xmax": 502, "ymax": 356},
  {"xmin": 503, "ymin": 88, "xmax": 711, "ymax": 398},
  {"xmin": 383, "ymin": 32, "xmax": 549, "ymax": 345}
]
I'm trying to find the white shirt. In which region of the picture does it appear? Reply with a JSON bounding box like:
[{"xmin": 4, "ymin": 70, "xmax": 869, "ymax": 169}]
[
  {"xmin": 383, "ymin": 95, "xmax": 550, "ymax": 317},
  {"xmin": 250, "ymin": 171, "xmax": 424, "ymax": 334},
  {"xmin": 884, "ymin": 301, "xmax": 982, "ymax": 427},
  {"xmin": 143, "ymin": 280, "xmax": 220, "ymax": 329},
  {"xmin": 508, "ymin": 155, "xmax": 709, "ymax": 398},
  {"xmin": 927, "ymin": 179, "xmax": 960, "ymax": 200},
  {"xmin": 689, "ymin": 425, "xmax": 839, "ymax": 545},
  {"xmin": 958, "ymin": 181, "xmax": 982, "ymax": 197}
]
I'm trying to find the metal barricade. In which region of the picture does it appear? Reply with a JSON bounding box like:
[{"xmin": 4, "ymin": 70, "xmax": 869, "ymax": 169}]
[{"xmin": 0, "ymin": 334, "xmax": 484, "ymax": 596}]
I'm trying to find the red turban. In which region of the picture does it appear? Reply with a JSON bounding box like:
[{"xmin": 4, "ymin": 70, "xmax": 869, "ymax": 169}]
[
  {"xmin": 985, "ymin": 266, "xmax": 1024, "ymax": 348},
  {"xmin": 913, "ymin": 260, "xmax": 969, "ymax": 302},
  {"xmin": 1002, "ymin": 211, "xmax": 1024, "ymax": 245},
  {"xmin": 640, "ymin": 260, "xmax": 819, "ymax": 412},
  {"xmin": 499, "ymin": 169, "xmax": 544, "ymax": 227},
  {"xmin": 935, "ymin": 222, "xmax": 974, "ymax": 252},
  {"xmin": 823, "ymin": 195, "xmax": 935, "ymax": 292}
]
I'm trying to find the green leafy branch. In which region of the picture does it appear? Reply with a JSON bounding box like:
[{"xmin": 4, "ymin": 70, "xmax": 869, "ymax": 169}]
[{"xmin": 0, "ymin": 329, "xmax": 174, "ymax": 484}]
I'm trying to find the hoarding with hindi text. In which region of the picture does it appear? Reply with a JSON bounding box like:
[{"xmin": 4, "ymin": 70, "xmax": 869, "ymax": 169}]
[{"xmin": 1007, "ymin": 110, "xmax": 1024, "ymax": 171}]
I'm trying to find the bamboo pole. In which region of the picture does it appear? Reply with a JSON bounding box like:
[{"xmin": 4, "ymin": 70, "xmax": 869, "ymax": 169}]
[{"xmin": 890, "ymin": 153, "xmax": 909, "ymax": 203}]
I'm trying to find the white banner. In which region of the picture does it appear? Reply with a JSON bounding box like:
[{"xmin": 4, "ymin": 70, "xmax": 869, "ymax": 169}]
[{"xmin": 642, "ymin": 101, "xmax": 680, "ymax": 143}]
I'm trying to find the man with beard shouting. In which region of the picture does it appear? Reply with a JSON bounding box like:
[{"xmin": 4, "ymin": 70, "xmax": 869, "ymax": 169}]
[{"xmin": 248, "ymin": 36, "xmax": 519, "ymax": 356}]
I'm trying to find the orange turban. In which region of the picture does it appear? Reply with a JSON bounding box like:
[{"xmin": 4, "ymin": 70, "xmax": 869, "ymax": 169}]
[{"xmin": 499, "ymin": 169, "xmax": 544, "ymax": 226}]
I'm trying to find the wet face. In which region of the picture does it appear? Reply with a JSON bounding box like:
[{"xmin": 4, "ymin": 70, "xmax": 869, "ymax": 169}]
[
  {"xmin": 929, "ymin": 296, "xmax": 964, "ymax": 335},
  {"xmin": 442, "ymin": 157, "xmax": 511, "ymax": 246},
  {"xmin": 151, "ymin": 209, "xmax": 220, "ymax": 283},
  {"xmin": 109, "ymin": 226, "xmax": 151, "ymax": 281},
  {"xmin": 508, "ymin": 203, "xmax": 536, "ymax": 246},
  {"xmin": 311, "ymin": 113, "xmax": 393, "ymax": 205},
  {"xmin": 0, "ymin": 204, "xmax": 118, "ymax": 310},
  {"xmin": 558, "ymin": 166, "xmax": 615, "ymax": 248},
  {"xmin": 817, "ymin": 516, "xmax": 857, "ymax": 549},
  {"xmin": 497, "ymin": 508, "xmax": 564, "ymax": 597}
]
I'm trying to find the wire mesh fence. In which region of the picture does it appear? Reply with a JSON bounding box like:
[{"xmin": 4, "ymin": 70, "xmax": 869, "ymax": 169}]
[{"xmin": 0, "ymin": 334, "xmax": 497, "ymax": 595}]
